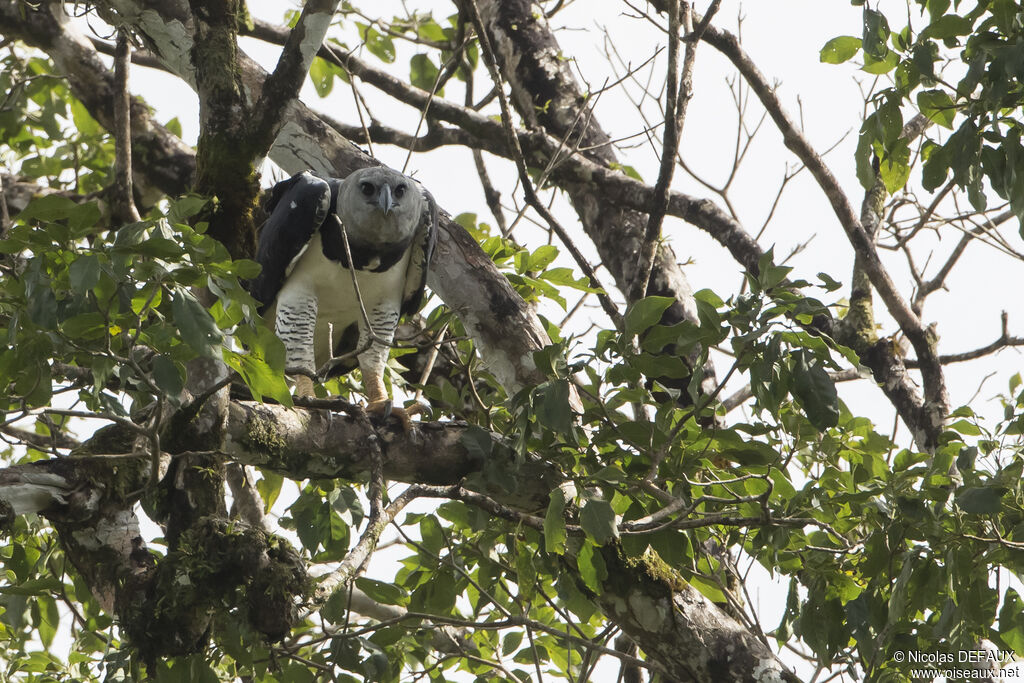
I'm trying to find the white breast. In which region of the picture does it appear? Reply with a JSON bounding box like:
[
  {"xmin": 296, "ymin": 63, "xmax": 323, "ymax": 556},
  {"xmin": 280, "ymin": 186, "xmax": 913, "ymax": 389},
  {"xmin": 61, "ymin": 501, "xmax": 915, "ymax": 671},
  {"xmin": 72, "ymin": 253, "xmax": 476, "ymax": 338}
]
[{"xmin": 271, "ymin": 232, "xmax": 411, "ymax": 368}]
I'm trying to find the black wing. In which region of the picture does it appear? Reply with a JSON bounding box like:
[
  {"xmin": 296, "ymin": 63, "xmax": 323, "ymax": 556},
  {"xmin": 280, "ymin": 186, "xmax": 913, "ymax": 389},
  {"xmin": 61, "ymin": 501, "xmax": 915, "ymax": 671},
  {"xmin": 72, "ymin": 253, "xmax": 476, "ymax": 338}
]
[
  {"xmin": 250, "ymin": 172, "xmax": 332, "ymax": 314},
  {"xmin": 400, "ymin": 187, "xmax": 438, "ymax": 317}
]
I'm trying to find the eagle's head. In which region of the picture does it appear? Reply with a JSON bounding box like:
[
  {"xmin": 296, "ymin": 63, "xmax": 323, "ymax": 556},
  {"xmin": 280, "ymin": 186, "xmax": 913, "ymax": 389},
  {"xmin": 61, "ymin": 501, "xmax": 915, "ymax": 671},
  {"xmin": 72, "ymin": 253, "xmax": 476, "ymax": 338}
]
[{"xmin": 337, "ymin": 167, "xmax": 424, "ymax": 244}]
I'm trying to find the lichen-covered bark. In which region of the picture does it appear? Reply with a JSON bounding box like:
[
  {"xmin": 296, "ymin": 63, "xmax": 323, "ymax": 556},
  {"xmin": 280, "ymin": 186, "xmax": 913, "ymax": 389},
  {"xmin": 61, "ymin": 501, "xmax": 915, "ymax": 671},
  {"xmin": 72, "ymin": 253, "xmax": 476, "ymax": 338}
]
[
  {"xmin": 594, "ymin": 547, "xmax": 800, "ymax": 683},
  {"xmin": 833, "ymin": 177, "xmax": 931, "ymax": 450},
  {"xmin": 0, "ymin": 400, "xmax": 803, "ymax": 679},
  {"xmin": 1, "ymin": 3, "xmax": 805, "ymax": 678},
  {"xmin": 0, "ymin": 446, "xmax": 305, "ymax": 660},
  {"xmin": 120, "ymin": 516, "xmax": 307, "ymax": 661},
  {"xmin": 223, "ymin": 402, "xmax": 560, "ymax": 508},
  {"xmin": 156, "ymin": 356, "xmax": 231, "ymax": 546}
]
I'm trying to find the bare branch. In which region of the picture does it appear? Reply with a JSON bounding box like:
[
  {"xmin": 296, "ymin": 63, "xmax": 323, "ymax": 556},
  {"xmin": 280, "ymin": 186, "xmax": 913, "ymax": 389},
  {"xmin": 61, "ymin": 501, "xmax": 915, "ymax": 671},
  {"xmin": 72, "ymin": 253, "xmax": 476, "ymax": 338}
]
[
  {"xmin": 633, "ymin": 0, "xmax": 685, "ymax": 301},
  {"xmin": 906, "ymin": 312, "xmax": 1024, "ymax": 367},
  {"xmin": 111, "ymin": 30, "xmax": 141, "ymax": 223}
]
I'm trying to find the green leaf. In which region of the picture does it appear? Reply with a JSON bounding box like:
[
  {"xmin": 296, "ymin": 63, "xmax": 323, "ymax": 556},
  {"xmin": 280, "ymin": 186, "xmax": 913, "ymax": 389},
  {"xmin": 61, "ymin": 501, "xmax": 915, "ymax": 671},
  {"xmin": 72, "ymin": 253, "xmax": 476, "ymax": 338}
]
[
  {"xmin": 998, "ymin": 588, "xmax": 1024, "ymax": 654},
  {"xmin": 70, "ymin": 99, "xmax": 101, "ymax": 137},
  {"xmin": 460, "ymin": 426, "xmax": 493, "ymax": 460},
  {"xmin": 130, "ymin": 237, "xmax": 184, "ymax": 260},
  {"xmin": 576, "ymin": 542, "xmax": 605, "ymax": 594},
  {"xmin": 171, "ymin": 289, "xmax": 222, "ymax": 357},
  {"xmin": 222, "ymin": 349, "xmax": 292, "ymax": 406},
  {"xmin": 355, "ymin": 577, "xmax": 407, "ymax": 606},
  {"xmin": 27, "ymin": 286, "xmax": 58, "ymax": 330},
  {"xmin": 17, "ymin": 194, "xmax": 101, "ymax": 232},
  {"xmin": 309, "ymin": 56, "xmax": 336, "ymax": 97},
  {"xmin": 689, "ymin": 574, "xmax": 727, "ymax": 603},
  {"xmin": 955, "ymin": 486, "xmax": 1005, "ymax": 514},
  {"xmin": 502, "ymin": 631, "xmax": 524, "ymax": 657},
  {"xmin": 862, "ymin": 9, "xmax": 890, "ymax": 59},
  {"xmin": 69, "ymin": 254, "xmax": 101, "ymax": 291},
  {"xmin": 580, "ymin": 498, "xmax": 618, "ymax": 545},
  {"xmin": 922, "ymin": 141, "xmax": 950, "ymax": 191},
  {"xmin": 948, "ymin": 419, "xmax": 981, "ymax": 436},
  {"xmin": 151, "ymin": 354, "xmax": 184, "ymax": 399},
  {"xmin": 650, "ymin": 529, "xmax": 691, "ymax": 569},
  {"xmin": 167, "ymin": 196, "xmax": 208, "ymax": 225},
  {"xmin": 923, "ymin": 14, "xmax": 974, "ymax": 40},
  {"xmin": 410, "ymin": 571, "xmax": 457, "ymax": 614},
  {"xmin": 256, "ymin": 471, "xmax": 283, "ymax": 512},
  {"xmin": 37, "ymin": 594, "xmax": 59, "ymax": 649},
  {"xmin": 916, "ymin": 89, "xmax": 957, "ymax": 129},
  {"xmin": 410, "ymin": 53, "xmax": 440, "ymax": 92},
  {"xmin": 820, "ymin": 36, "xmax": 862, "ymax": 64},
  {"xmin": 419, "ymin": 515, "xmax": 445, "ymax": 554},
  {"xmin": 879, "ymin": 140, "xmax": 912, "ymax": 193},
  {"xmin": 358, "ymin": 24, "xmax": 396, "ymax": 63},
  {"xmin": 417, "ymin": 19, "xmax": 448, "ymax": 43},
  {"xmin": 791, "ymin": 352, "xmax": 840, "ymax": 430},
  {"xmin": 609, "ymin": 162, "xmax": 644, "ymax": 181},
  {"xmin": 887, "ymin": 550, "xmax": 919, "ymax": 624},
  {"xmin": 544, "ymin": 486, "xmax": 568, "ymax": 555},
  {"xmin": 165, "ymin": 116, "xmax": 183, "ymax": 138},
  {"xmin": 0, "ymin": 577, "xmax": 62, "ymax": 595},
  {"xmin": 528, "ymin": 245, "xmax": 559, "ymax": 271},
  {"xmin": 535, "ymin": 379, "xmax": 575, "ymax": 437},
  {"xmin": 625, "ymin": 296, "xmax": 674, "ymax": 337},
  {"xmin": 817, "ymin": 272, "xmax": 843, "ymax": 291},
  {"xmin": 861, "ymin": 51, "xmax": 899, "ymax": 74},
  {"xmin": 60, "ymin": 312, "xmax": 106, "ymax": 340}
]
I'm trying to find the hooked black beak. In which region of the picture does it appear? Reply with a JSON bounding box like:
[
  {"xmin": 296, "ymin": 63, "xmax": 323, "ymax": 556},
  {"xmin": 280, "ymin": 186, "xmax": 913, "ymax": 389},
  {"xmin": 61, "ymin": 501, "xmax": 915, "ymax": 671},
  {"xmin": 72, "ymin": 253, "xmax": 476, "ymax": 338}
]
[{"xmin": 377, "ymin": 183, "xmax": 395, "ymax": 215}]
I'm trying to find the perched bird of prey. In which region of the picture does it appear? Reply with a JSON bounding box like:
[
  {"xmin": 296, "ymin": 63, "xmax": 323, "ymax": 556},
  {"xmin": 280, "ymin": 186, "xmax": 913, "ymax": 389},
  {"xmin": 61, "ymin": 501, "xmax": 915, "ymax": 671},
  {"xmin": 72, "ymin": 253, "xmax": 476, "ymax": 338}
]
[{"xmin": 250, "ymin": 167, "xmax": 437, "ymax": 422}]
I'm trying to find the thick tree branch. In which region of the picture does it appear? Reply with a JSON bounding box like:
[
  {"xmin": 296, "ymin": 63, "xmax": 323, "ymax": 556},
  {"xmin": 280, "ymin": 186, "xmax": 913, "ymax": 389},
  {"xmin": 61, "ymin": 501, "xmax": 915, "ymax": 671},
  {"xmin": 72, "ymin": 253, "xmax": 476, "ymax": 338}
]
[
  {"xmin": 313, "ymin": 485, "xmax": 422, "ymax": 604},
  {"xmin": 0, "ymin": 423, "xmax": 81, "ymax": 451},
  {"xmin": 244, "ymin": 17, "xmax": 767, "ymax": 280},
  {"xmin": 465, "ymin": 0, "xmax": 722, "ymax": 403},
  {"xmin": 249, "ymin": 0, "xmax": 340, "ymax": 153},
  {"xmin": 905, "ymin": 312, "xmax": 1024, "ymax": 367},
  {"xmin": 185, "ymin": 0, "xmax": 258, "ymax": 259}
]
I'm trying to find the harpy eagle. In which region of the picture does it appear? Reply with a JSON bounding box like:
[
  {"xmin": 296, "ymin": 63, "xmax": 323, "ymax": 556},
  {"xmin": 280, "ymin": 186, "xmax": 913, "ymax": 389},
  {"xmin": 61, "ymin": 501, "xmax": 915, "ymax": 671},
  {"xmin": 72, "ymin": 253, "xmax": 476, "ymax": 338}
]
[{"xmin": 249, "ymin": 167, "xmax": 437, "ymax": 421}]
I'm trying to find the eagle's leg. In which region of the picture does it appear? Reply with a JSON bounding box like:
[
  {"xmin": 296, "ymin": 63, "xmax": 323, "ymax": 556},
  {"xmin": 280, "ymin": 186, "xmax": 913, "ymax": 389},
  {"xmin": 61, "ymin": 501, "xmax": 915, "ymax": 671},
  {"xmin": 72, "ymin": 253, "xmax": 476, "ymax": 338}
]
[
  {"xmin": 358, "ymin": 313, "xmax": 416, "ymax": 431},
  {"xmin": 276, "ymin": 292, "xmax": 318, "ymax": 398}
]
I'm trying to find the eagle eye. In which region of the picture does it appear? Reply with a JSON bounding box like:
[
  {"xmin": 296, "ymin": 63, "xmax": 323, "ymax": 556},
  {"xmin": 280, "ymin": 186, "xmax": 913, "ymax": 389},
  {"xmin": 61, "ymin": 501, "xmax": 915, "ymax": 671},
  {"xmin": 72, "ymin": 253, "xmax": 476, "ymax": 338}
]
[
  {"xmin": 360, "ymin": 181, "xmax": 375, "ymax": 196},
  {"xmin": 393, "ymin": 183, "xmax": 407, "ymax": 199}
]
